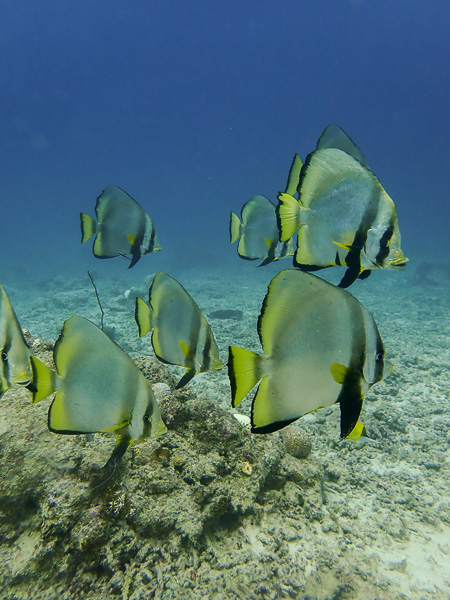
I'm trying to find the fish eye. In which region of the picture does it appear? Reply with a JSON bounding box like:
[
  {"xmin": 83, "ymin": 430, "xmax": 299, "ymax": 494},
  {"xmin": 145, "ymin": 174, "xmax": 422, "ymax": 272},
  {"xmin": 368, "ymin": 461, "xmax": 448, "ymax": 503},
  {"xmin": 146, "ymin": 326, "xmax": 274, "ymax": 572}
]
[
  {"xmin": 376, "ymin": 352, "xmax": 384, "ymax": 361},
  {"xmin": 1, "ymin": 352, "xmax": 7, "ymax": 362},
  {"xmin": 143, "ymin": 415, "xmax": 150, "ymax": 423}
]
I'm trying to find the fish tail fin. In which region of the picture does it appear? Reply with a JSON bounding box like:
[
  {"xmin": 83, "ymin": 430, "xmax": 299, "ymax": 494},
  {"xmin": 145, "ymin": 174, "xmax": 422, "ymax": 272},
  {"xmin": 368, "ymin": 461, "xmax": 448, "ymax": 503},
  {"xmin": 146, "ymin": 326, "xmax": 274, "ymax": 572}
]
[
  {"xmin": 29, "ymin": 356, "xmax": 57, "ymax": 403},
  {"xmin": 228, "ymin": 346, "xmax": 264, "ymax": 407},
  {"xmin": 229, "ymin": 212, "xmax": 242, "ymax": 244},
  {"xmin": 135, "ymin": 297, "xmax": 153, "ymax": 337},
  {"xmin": 277, "ymin": 193, "xmax": 302, "ymax": 242},
  {"xmin": 80, "ymin": 213, "xmax": 97, "ymax": 243}
]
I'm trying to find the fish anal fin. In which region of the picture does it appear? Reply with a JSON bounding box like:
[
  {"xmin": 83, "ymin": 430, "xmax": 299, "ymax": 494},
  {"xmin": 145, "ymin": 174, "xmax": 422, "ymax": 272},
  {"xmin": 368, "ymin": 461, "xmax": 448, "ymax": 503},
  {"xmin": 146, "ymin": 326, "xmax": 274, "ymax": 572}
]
[{"xmin": 228, "ymin": 346, "xmax": 264, "ymax": 407}]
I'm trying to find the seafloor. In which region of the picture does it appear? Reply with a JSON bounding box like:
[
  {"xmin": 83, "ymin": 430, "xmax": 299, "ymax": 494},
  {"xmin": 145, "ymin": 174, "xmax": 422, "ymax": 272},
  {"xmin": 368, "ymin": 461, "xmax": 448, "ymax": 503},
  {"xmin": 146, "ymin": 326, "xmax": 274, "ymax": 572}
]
[{"xmin": 0, "ymin": 260, "xmax": 449, "ymax": 600}]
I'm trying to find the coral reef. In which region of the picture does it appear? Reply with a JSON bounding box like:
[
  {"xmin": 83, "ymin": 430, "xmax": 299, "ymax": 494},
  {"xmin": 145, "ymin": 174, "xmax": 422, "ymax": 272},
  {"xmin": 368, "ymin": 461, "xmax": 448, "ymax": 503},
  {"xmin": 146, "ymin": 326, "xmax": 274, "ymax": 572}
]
[{"xmin": 281, "ymin": 425, "xmax": 313, "ymax": 459}]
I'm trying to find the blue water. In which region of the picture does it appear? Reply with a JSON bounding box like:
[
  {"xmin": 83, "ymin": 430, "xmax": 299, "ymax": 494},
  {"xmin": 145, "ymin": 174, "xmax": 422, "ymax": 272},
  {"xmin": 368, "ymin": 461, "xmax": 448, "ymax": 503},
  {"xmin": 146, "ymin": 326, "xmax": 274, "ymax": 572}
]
[{"xmin": 1, "ymin": 0, "xmax": 449, "ymax": 288}]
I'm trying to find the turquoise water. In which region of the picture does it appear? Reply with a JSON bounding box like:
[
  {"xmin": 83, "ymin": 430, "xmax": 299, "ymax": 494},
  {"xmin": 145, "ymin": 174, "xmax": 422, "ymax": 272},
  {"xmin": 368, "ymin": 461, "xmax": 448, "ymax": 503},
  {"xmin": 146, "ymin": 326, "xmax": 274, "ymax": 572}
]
[{"xmin": 0, "ymin": 2, "xmax": 449, "ymax": 598}]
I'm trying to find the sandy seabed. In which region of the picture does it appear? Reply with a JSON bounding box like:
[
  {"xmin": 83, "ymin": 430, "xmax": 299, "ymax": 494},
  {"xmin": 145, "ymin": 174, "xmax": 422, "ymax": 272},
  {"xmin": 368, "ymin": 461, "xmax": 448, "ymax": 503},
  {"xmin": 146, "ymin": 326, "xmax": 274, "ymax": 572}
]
[{"xmin": 0, "ymin": 260, "xmax": 449, "ymax": 599}]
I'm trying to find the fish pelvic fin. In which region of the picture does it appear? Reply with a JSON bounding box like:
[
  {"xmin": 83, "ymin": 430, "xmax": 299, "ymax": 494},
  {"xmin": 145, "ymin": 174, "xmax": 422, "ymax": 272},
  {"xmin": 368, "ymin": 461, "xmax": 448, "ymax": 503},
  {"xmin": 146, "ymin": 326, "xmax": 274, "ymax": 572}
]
[
  {"xmin": 331, "ymin": 363, "xmax": 365, "ymax": 440},
  {"xmin": 175, "ymin": 368, "xmax": 196, "ymax": 389},
  {"xmin": 80, "ymin": 213, "xmax": 97, "ymax": 243},
  {"xmin": 228, "ymin": 346, "xmax": 264, "ymax": 408},
  {"xmin": 229, "ymin": 212, "xmax": 242, "ymax": 244},
  {"xmin": 346, "ymin": 421, "xmax": 365, "ymax": 441},
  {"xmin": 135, "ymin": 297, "xmax": 153, "ymax": 337},
  {"xmin": 103, "ymin": 434, "xmax": 134, "ymax": 471},
  {"xmin": 29, "ymin": 356, "xmax": 57, "ymax": 403},
  {"xmin": 277, "ymin": 193, "xmax": 302, "ymax": 242}
]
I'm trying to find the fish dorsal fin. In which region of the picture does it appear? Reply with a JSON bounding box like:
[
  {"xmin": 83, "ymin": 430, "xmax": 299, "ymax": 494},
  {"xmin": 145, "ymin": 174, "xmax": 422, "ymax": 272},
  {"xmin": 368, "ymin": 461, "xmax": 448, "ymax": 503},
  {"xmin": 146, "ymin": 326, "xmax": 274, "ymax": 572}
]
[
  {"xmin": 316, "ymin": 124, "xmax": 369, "ymax": 168},
  {"xmin": 229, "ymin": 212, "xmax": 242, "ymax": 243},
  {"xmin": 277, "ymin": 193, "xmax": 302, "ymax": 242},
  {"xmin": 285, "ymin": 154, "xmax": 303, "ymax": 196},
  {"xmin": 135, "ymin": 297, "xmax": 153, "ymax": 337}
]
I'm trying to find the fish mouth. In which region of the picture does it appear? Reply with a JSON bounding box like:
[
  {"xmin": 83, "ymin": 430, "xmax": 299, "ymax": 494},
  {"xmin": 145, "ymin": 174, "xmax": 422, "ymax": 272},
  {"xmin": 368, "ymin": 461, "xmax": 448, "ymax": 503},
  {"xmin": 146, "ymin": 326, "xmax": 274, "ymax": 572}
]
[
  {"xmin": 389, "ymin": 256, "xmax": 409, "ymax": 269},
  {"xmin": 11, "ymin": 375, "xmax": 32, "ymax": 386}
]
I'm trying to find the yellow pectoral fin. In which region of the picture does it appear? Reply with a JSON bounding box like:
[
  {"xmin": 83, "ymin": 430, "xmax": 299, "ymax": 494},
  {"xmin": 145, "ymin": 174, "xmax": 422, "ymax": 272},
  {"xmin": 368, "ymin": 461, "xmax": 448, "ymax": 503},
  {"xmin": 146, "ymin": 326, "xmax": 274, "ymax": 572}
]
[
  {"xmin": 330, "ymin": 362, "xmax": 351, "ymax": 385},
  {"xmin": 347, "ymin": 421, "xmax": 365, "ymax": 441},
  {"xmin": 178, "ymin": 339, "xmax": 192, "ymax": 358},
  {"xmin": 332, "ymin": 241, "xmax": 353, "ymax": 251},
  {"xmin": 100, "ymin": 421, "xmax": 130, "ymax": 433},
  {"xmin": 127, "ymin": 233, "xmax": 137, "ymax": 246},
  {"xmin": 29, "ymin": 356, "xmax": 57, "ymax": 403},
  {"xmin": 179, "ymin": 340, "xmax": 202, "ymax": 371}
]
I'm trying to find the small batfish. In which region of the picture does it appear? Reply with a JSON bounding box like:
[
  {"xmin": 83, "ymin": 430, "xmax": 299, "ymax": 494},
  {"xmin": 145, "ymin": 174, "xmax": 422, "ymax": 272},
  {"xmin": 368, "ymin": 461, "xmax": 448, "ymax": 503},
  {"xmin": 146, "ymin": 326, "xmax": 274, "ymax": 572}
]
[
  {"xmin": 277, "ymin": 147, "xmax": 408, "ymax": 287},
  {"xmin": 31, "ymin": 316, "xmax": 167, "ymax": 467},
  {"xmin": 0, "ymin": 284, "xmax": 33, "ymax": 397},
  {"xmin": 230, "ymin": 196, "xmax": 294, "ymax": 266},
  {"xmin": 135, "ymin": 272, "xmax": 222, "ymax": 388},
  {"xmin": 228, "ymin": 270, "xmax": 389, "ymax": 439},
  {"xmin": 80, "ymin": 185, "xmax": 161, "ymax": 268}
]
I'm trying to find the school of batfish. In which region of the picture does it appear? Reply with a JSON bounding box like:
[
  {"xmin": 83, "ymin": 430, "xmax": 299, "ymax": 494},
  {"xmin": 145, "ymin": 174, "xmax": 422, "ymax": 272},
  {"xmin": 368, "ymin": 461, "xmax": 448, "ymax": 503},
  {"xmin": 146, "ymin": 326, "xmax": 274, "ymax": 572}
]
[{"xmin": 0, "ymin": 125, "xmax": 407, "ymax": 469}]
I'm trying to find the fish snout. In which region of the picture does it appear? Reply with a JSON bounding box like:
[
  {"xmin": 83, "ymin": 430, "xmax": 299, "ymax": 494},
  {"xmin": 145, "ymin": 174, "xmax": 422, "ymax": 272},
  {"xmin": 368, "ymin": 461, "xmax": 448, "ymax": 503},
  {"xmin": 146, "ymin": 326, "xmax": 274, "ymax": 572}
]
[
  {"xmin": 11, "ymin": 370, "xmax": 32, "ymax": 387},
  {"xmin": 388, "ymin": 255, "xmax": 409, "ymax": 269}
]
